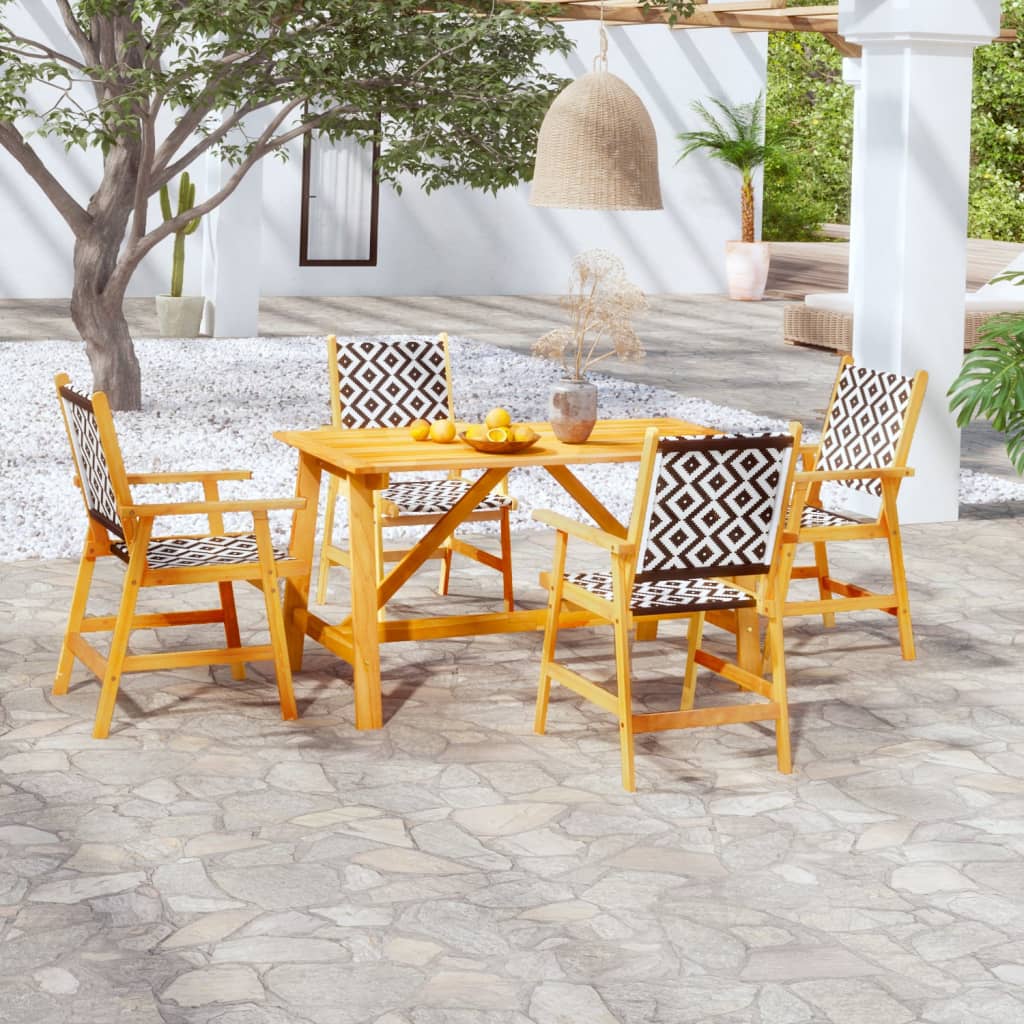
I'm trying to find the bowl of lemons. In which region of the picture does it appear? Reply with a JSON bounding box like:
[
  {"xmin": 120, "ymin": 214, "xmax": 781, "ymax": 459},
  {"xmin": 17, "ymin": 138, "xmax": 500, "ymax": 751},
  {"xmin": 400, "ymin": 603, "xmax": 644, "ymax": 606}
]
[{"xmin": 458, "ymin": 408, "xmax": 540, "ymax": 454}]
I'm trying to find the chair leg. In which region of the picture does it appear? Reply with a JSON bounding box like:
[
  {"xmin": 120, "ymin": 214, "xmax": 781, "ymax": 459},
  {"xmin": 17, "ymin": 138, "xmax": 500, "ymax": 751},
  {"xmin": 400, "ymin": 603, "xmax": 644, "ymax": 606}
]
[
  {"xmin": 219, "ymin": 582, "xmax": 246, "ymax": 681},
  {"xmin": 54, "ymin": 538, "xmax": 97, "ymax": 696},
  {"xmin": 611, "ymin": 559, "xmax": 636, "ymax": 793},
  {"xmin": 767, "ymin": 612, "xmax": 792, "ymax": 774},
  {"xmin": 93, "ymin": 533, "xmax": 149, "ymax": 740},
  {"xmin": 499, "ymin": 508, "xmax": 514, "ymax": 613},
  {"xmin": 680, "ymin": 612, "xmax": 705, "ymax": 711},
  {"xmin": 315, "ymin": 473, "xmax": 342, "ymax": 606},
  {"xmin": 438, "ymin": 537, "xmax": 454, "ymax": 597},
  {"xmin": 882, "ymin": 484, "xmax": 916, "ymax": 661},
  {"xmin": 254, "ymin": 515, "xmax": 298, "ymax": 721},
  {"xmin": 636, "ymin": 619, "xmax": 658, "ymax": 642},
  {"xmin": 535, "ymin": 531, "xmax": 567, "ymax": 736},
  {"xmin": 613, "ymin": 613, "xmax": 636, "ymax": 793},
  {"xmin": 813, "ymin": 542, "xmax": 835, "ymax": 628}
]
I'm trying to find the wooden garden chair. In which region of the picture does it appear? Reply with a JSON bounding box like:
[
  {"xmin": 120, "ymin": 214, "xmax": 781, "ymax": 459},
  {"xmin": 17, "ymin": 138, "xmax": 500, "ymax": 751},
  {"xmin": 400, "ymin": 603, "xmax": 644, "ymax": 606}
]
[
  {"xmin": 54, "ymin": 374, "xmax": 308, "ymax": 738},
  {"xmin": 534, "ymin": 426, "xmax": 802, "ymax": 792},
  {"xmin": 316, "ymin": 333, "xmax": 515, "ymax": 611},
  {"xmin": 781, "ymin": 356, "xmax": 928, "ymax": 659}
]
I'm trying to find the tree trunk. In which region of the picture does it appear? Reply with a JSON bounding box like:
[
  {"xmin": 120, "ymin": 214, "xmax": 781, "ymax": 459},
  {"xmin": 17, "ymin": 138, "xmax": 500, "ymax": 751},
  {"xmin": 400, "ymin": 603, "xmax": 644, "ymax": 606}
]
[
  {"xmin": 740, "ymin": 177, "xmax": 756, "ymax": 244},
  {"xmin": 70, "ymin": 143, "xmax": 143, "ymax": 411}
]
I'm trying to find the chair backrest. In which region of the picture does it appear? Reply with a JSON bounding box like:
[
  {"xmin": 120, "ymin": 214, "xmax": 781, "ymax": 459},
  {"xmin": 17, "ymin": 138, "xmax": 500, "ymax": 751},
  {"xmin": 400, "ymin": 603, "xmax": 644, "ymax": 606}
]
[
  {"xmin": 633, "ymin": 432, "xmax": 797, "ymax": 582},
  {"xmin": 328, "ymin": 333, "xmax": 455, "ymax": 429},
  {"xmin": 817, "ymin": 357, "xmax": 927, "ymax": 496},
  {"xmin": 54, "ymin": 374, "xmax": 131, "ymax": 540}
]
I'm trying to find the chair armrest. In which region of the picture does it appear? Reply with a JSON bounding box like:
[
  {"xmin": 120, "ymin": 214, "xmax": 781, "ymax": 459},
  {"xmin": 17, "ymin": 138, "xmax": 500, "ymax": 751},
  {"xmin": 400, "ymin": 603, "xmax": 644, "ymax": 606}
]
[
  {"xmin": 122, "ymin": 498, "xmax": 306, "ymax": 519},
  {"xmin": 532, "ymin": 509, "xmax": 634, "ymax": 554},
  {"xmin": 794, "ymin": 466, "xmax": 914, "ymax": 484},
  {"xmin": 126, "ymin": 470, "xmax": 253, "ymax": 484}
]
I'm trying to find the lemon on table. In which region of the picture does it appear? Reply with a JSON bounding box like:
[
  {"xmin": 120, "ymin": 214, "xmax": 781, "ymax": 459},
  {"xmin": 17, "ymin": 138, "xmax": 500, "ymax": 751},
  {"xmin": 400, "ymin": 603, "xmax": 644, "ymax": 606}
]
[
  {"xmin": 409, "ymin": 419, "xmax": 430, "ymax": 441},
  {"xmin": 487, "ymin": 427, "xmax": 509, "ymax": 443},
  {"xmin": 429, "ymin": 419, "xmax": 457, "ymax": 443},
  {"xmin": 485, "ymin": 407, "xmax": 512, "ymax": 429},
  {"xmin": 465, "ymin": 424, "xmax": 486, "ymax": 440},
  {"xmin": 512, "ymin": 425, "xmax": 535, "ymax": 443}
]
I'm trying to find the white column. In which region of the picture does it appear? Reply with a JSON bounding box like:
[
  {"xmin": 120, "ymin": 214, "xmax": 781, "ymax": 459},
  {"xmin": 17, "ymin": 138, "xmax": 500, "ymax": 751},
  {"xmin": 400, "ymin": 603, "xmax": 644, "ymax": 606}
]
[
  {"xmin": 201, "ymin": 146, "xmax": 265, "ymax": 338},
  {"xmin": 838, "ymin": 0, "xmax": 1001, "ymax": 524},
  {"xmin": 841, "ymin": 57, "xmax": 863, "ymax": 297}
]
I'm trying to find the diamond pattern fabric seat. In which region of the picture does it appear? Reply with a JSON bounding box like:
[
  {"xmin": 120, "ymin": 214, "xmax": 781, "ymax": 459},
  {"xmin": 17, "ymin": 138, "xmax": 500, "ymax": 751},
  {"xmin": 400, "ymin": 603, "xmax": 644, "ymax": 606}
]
[
  {"xmin": 317, "ymin": 333, "xmax": 515, "ymax": 613},
  {"xmin": 798, "ymin": 504, "xmax": 858, "ymax": 529},
  {"xmin": 53, "ymin": 374, "xmax": 308, "ymax": 739},
  {"xmin": 533, "ymin": 427, "xmax": 802, "ymax": 792},
  {"xmin": 564, "ymin": 573, "xmax": 756, "ymax": 614},
  {"xmin": 383, "ymin": 479, "xmax": 515, "ymax": 517},
  {"xmin": 781, "ymin": 356, "xmax": 928, "ymax": 660},
  {"xmin": 111, "ymin": 534, "xmax": 294, "ymax": 570}
]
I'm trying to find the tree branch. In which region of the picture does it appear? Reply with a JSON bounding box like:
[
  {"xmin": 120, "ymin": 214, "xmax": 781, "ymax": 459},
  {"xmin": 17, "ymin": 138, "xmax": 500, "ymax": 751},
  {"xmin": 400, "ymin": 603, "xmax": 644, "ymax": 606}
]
[
  {"xmin": 0, "ymin": 122, "xmax": 90, "ymax": 237},
  {"xmin": 55, "ymin": 0, "xmax": 98, "ymax": 67}
]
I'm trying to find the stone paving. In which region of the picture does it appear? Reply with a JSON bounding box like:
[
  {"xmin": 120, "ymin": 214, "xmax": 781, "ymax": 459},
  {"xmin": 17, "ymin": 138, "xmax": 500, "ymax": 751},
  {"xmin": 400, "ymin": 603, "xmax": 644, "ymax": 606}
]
[{"xmin": 2, "ymin": 499, "xmax": 1024, "ymax": 1023}]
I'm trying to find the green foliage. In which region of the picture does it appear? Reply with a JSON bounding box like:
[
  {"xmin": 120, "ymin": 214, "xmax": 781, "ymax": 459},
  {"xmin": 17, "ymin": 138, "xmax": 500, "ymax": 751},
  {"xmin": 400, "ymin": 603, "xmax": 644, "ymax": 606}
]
[
  {"xmin": 677, "ymin": 94, "xmax": 772, "ymax": 185},
  {"xmin": 159, "ymin": 172, "xmax": 201, "ymax": 298},
  {"xmin": 763, "ymin": 27, "xmax": 852, "ymax": 241},
  {"xmin": 0, "ymin": 1, "xmax": 573, "ymax": 197},
  {"xmin": 948, "ymin": 299, "xmax": 1024, "ymax": 475},
  {"xmin": 764, "ymin": 0, "xmax": 1024, "ymax": 242},
  {"xmin": 969, "ymin": 1, "xmax": 1024, "ymax": 241}
]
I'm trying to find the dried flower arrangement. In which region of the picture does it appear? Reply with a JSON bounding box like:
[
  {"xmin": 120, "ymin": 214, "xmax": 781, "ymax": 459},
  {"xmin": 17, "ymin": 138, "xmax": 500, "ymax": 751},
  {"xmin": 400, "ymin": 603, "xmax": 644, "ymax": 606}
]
[{"xmin": 533, "ymin": 249, "xmax": 647, "ymax": 381}]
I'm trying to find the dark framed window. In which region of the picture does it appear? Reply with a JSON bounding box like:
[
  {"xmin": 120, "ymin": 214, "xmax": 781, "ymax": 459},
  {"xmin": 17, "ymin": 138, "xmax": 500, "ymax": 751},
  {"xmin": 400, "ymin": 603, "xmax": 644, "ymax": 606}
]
[{"xmin": 299, "ymin": 127, "xmax": 381, "ymax": 266}]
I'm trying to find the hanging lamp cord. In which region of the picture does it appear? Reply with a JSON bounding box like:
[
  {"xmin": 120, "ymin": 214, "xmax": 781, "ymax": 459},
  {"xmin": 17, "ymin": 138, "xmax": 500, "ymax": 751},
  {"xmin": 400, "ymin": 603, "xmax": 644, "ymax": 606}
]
[{"xmin": 594, "ymin": 0, "xmax": 608, "ymax": 72}]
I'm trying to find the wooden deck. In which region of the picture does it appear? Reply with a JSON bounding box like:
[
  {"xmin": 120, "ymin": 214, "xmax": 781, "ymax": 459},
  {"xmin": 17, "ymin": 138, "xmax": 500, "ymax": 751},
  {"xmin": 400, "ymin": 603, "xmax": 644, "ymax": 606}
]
[{"xmin": 766, "ymin": 228, "xmax": 1022, "ymax": 299}]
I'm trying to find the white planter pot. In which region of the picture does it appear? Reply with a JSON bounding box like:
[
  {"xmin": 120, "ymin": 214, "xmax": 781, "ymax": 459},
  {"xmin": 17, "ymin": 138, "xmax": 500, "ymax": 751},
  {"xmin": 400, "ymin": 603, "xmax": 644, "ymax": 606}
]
[
  {"xmin": 724, "ymin": 241, "xmax": 771, "ymax": 301},
  {"xmin": 156, "ymin": 295, "xmax": 205, "ymax": 337}
]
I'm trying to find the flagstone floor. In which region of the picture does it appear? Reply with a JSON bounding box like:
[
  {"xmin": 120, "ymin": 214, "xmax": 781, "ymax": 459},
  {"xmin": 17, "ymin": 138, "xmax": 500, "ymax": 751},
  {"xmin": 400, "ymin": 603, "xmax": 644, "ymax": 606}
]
[{"xmin": 2, "ymin": 501, "xmax": 1023, "ymax": 1024}]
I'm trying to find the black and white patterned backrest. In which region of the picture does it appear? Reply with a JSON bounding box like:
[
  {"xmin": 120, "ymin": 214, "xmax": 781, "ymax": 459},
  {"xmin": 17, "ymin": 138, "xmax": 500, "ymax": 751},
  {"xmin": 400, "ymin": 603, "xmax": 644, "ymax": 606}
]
[
  {"xmin": 335, "ymin": 336, "xmax": 451, "ymax": 428},
  {"xmin": 637, "ymin": 433, "xmax": 794, "ymax": 581},
  {"xmin": 818, "ymin": 364, "xmax": 915, "ymax": 496},
  {"xmin": 58, "ymin": 384, "xmax": 124, "ymax": 539}
]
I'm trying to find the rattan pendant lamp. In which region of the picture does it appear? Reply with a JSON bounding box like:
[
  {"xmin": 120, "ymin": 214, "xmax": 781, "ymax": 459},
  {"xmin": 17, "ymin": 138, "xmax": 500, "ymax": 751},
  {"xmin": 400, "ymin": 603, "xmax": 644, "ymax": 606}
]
[{"xmin": 530, "ymin": 11, "xmax": 662, "ymax": 211}]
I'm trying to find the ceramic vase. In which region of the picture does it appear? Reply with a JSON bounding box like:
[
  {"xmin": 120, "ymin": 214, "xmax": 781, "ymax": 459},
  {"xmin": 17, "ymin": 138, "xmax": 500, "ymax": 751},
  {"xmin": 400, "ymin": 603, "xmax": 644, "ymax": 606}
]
[{"xmin": 549, "ymin": 377, "xmax": 598, "ymax": 444}]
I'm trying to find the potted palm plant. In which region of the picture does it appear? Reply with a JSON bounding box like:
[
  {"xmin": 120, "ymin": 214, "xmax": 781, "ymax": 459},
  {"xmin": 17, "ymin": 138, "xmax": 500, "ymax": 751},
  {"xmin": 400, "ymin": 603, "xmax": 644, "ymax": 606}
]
[
  {"xmin": 677, "ymin": 93, "xmax": 778, "ymax": 301},
  {"xmin": 155, "ymin": 172, "xmax": 205, "ymax": 337},
  {"xmin": 949, "ymin": 270, "xmax": 1024, "ymax": 475}
]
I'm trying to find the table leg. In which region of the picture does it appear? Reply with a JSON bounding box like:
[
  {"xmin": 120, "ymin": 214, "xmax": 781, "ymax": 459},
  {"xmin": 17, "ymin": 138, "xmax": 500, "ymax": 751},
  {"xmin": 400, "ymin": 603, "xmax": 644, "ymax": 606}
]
[
  {"xmin": 283, "ymin": 452, "xmax": 322, "ymax": 671},
  {"xmin": 348, "ymin": 474, "xmax": 384, "ymax": 730}
]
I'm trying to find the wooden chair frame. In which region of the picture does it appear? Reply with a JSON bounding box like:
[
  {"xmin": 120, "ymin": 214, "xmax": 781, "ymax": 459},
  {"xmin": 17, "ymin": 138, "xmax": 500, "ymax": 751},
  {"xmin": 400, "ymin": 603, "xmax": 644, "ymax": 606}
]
[
  {"xmin": 534, "ymin": 425, "xmax": 804, "ymax": 792},
  {"xmin": 53, "ymin": 374, "xmax": 308, "ymax": 738},
  {"xmin": 316, "ymin": 333, "xmax": 515, "ymax": 613},
  {"xmin": 781, "ymin": 356, "xmax": 928, "ymax": 660}
]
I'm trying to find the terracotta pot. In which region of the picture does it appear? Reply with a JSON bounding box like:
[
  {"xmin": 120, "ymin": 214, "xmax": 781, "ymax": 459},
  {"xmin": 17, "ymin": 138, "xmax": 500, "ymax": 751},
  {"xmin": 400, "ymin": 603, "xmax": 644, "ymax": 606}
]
[
  {"xmin": 549, "ymin": 377, "xmax": 598, "ymax": 444},
  {"xmin": 725, "ymin": 241, "xmax": 771, "ymax": 301},
  {"xmin": 156, "ymin": 295, "xmax": 205, "ymax": 337}
]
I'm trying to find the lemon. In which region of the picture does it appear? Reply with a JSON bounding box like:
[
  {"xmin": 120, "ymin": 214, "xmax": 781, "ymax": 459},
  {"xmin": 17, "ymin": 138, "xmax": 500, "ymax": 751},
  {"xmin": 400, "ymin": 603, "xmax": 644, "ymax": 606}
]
[
  {"xmin": 409, "ymin": 419, "xmax": 430, "ymax": 441},
  {"xmin": 466, "ymin": 424, "xmax": 486, "ymax": 440},
  {"xmin": 487, "ymin": 427, "xmax": 509, "ymax": 443},
  {"xmin": 428, "ymin": 419, "xmax": 457, "ymax": 443},
  {"xmin": 512, "ymin": 425, "xmax": 535, "ymax": 443},
  {"xmin": 485, "ymin": 407, "xmax": 512, "ymax": 429}
]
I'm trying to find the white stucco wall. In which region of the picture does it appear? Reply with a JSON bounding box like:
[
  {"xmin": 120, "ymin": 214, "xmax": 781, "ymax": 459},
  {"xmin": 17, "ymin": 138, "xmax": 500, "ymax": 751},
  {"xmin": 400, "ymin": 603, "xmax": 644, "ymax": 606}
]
[{"xmin": 0, "ymin": 13, "xmax": 766, "ymax": 301}]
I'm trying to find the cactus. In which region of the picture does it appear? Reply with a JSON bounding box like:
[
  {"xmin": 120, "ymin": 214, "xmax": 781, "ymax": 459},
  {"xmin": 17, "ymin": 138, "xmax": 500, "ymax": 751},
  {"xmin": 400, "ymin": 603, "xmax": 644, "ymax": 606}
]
[{"xmin": 159, "ymin": 172, "xmax": 202, "ymax": 298}]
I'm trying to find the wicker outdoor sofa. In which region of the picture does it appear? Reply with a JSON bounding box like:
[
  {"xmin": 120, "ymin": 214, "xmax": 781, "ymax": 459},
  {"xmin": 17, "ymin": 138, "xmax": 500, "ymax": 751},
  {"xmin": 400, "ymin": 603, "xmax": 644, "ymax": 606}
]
[{"xmin": 783, "ymin": 303, "xmax": 997, "ymax": 354}]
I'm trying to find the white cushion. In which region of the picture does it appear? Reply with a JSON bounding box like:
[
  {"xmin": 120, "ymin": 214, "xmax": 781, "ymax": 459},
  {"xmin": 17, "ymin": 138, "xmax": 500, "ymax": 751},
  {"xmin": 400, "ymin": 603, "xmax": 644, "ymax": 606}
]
[
  {"xmin": 965, "ymin": 294, "xmax": 1024, "ymax": 312},
  {"xmin": 805, "ymin": 289, "xmax": 1024, "ymax": 316},
  {"xmin": 804, "ymin": 292, "xmax": 854, "ymax": 314}
]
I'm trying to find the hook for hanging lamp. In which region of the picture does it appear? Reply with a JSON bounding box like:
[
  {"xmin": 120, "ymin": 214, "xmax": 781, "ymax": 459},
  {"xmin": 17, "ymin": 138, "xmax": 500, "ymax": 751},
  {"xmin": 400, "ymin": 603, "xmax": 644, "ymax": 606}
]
[{"xmin": 530, "ymin": 4, "xmax": 662, "ymax": 211}]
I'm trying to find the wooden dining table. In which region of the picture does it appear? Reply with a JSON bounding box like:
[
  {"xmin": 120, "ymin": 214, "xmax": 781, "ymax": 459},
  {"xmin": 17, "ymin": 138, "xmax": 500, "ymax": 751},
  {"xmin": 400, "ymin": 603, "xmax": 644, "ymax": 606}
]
[{"xmin": 275, "ymin": 418, "xmax": 761, "ymax": 730}]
